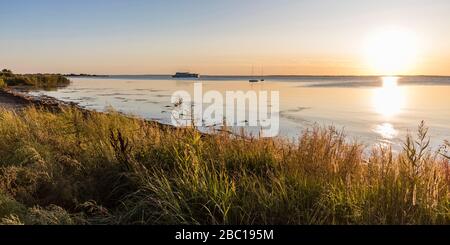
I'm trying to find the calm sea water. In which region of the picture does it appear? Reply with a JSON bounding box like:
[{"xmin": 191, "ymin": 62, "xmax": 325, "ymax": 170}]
[{"xmin": 30, "ymin": 75, "xmax": 450, "ymax": 150}]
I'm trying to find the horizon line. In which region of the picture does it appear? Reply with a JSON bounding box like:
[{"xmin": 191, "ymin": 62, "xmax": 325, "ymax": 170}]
[{"xmin": 65, "ymin": 73, "xmax": 450, "ymax": 77}]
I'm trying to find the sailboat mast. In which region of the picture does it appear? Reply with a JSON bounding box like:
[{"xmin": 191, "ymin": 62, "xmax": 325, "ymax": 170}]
[
  {"xmin": 249, "ymin": 65, "xmax": 259, "ymax": 83},
  {"xmin": 260, "ymin": 65, "xmax": 265, "ymax": 81}
]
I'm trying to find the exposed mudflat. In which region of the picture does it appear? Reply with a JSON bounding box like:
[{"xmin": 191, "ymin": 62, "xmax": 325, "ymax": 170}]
[{"xmin": 0, "ymin": 89, "xmax": 31, "ymax": 110}]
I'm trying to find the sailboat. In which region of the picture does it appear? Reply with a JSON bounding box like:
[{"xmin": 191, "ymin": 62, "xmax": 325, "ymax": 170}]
[
  {"xmin": 260, "ymin": 66, "xmax": 265, "ymax": 82},
  {"xmin": 249, "ymin": 65, "xmax": 259, "ymax": 83}
]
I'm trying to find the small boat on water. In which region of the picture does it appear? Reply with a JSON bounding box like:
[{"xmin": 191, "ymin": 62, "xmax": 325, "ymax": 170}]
[
  {"xmin": 260, "ymin": 66, "xmax": 265, "ymax": 81},
  {"xmin": 249, "ymin": 65, "xmax": 260, "ymax": 83},
  {"xmin": 248, "ymin": 65, "xmax": 265, "ymax": 83},
  {"xmin": 172, "ymin": 72, "xmax": 200, "ymax": 79}
]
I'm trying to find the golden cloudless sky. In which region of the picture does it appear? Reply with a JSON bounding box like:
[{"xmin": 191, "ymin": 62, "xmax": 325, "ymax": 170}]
[{"xmin": 1, "ymin": 0, "xmax": 449, "ymax": 75}]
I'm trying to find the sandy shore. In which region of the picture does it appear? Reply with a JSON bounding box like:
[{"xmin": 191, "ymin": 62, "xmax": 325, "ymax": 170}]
[
  {"xmin": 0, "ymin": 88, "xmax": 83, "ymax": 111},
  {"xmin": 0, "ymin": 88, "xmax": 177, "ymax": 131},
  {"xmin": 0, "ymin": 89, "xmax": 32, "ymax": 110}
]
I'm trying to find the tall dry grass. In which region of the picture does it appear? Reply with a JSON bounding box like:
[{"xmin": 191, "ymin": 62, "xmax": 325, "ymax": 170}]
[{"xmin": 0, "ymin": 106, "xmax": 448, "ymax": 225}]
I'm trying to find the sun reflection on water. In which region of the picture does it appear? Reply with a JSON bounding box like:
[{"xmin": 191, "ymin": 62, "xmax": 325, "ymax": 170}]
[
  {"xmin": 372, "ymin": 77, "xmax": 406, "ymax": 141},
  {"xmin": 372, "ymin": 77, "xmax": 406, "ymax": 117},
  {"xmin": 374, "ymin": 122, "xmax": 398, "ymax": 140}
]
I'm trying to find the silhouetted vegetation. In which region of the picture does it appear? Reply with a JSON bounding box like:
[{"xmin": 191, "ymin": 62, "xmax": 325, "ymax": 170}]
[
  {"xmin": 0, "ymin": 69, "xmax": 70, "ymax": 89},
  {"xmin": 0, "ymin": 106, "xmax": 448, "ymax": 225},
  {"xmin": 64, "ymin": 73, "xmax": 109, "ymax": 78},
  {"xmin": 1, "ymin": 69, "xmax": 12, "ymax": 75}
]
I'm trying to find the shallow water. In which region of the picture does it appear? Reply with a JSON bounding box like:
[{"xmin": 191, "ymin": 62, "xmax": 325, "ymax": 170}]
[{"xmin": 30, "ymin": 75, "xmax": 450, "ymax": 150}]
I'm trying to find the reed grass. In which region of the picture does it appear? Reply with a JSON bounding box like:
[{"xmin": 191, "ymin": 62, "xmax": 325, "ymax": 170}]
[{"xmin": 0, "ymin": 106, "xmax": 448, "ymax": 225}]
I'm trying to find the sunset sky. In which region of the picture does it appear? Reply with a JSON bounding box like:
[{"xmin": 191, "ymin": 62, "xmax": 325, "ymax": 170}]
[{"xmin": 1, "ymin": 0, "xmax": 449, "ymax": 75}]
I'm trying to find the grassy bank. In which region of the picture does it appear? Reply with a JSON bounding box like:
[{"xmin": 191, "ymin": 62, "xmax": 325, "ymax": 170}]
[
  {"xmin": 1, "ymin": 69, "xmax": 70, "ymax": 89},
  {"xmin": 0, "ymin": 106, "xmax": 448, "ymax": 225}
]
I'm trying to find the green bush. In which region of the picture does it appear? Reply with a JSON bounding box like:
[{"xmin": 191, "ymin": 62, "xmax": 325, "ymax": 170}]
[
  {"xmin": 0, "ymin": 69, "xmax": 70, "ymax": 89},
  {"xmin": 2, "ymin": 74, "xmax": 70, "ymax": 88},
  {"xmin": 0, "ymin": 193, "xmax": 26, "ymax": 221}
]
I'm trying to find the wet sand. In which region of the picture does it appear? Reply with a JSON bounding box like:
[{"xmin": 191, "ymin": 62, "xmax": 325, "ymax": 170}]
[
  {"xmin": 0, "ymin": 88, "xmax": 177, "ymax": 132},
  {"xmin": 0, "ymin": 88, "xmax": 81, "ymax": 112},
  {"xmin": 0, "ymin": 89, "xmax": 31, "ymax": 110}
]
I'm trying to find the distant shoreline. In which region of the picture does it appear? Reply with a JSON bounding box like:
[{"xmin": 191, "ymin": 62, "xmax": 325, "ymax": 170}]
[
  {"xmin": 68, "ymin": 74, "xmax": 450, "ymax": 78},
  {"xmin": 64, "ymin": 73, "xmax": 110, "ymax": 78},
  {"xmin": 67, "ymin": 74, "xmax": 450, "ymax": 88}
]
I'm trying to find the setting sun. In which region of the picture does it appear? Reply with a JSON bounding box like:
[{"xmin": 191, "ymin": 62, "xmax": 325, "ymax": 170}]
[{"xmin": 365, "ymin": 28, "xmax": 419, "ymax": 75}]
